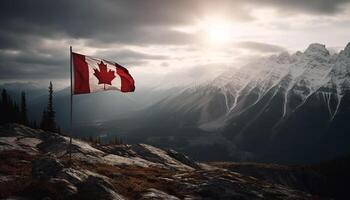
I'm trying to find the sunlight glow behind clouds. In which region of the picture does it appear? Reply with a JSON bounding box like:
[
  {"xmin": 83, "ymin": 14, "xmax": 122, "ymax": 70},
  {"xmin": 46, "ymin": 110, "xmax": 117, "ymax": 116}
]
[
  {"xmin": 201, "ymin": 17, "xmax": 235, "ymax": 45},
  {"xmin": 1, "ymin": 0, "xmax": 350, "ymax": 89}
]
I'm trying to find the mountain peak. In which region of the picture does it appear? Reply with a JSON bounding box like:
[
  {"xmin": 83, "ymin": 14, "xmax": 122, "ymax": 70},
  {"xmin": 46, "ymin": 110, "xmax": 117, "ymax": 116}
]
[
  {"xmin": 276, "ymin": 51, "xmax": 291, "ymax": 63},
  {"xmin": 343, "ymin": 42, "xmax": 350, "ymax": 56},
  {"xmin": 304, "ymin": 43, "xmax": 329, "ymax": 57}
]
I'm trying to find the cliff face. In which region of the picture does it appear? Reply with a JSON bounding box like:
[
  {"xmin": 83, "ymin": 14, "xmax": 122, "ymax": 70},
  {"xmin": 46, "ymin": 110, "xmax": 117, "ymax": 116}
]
[{"xmin": 0, "ymin": 124, "xmax": 314, "ymax": 200}]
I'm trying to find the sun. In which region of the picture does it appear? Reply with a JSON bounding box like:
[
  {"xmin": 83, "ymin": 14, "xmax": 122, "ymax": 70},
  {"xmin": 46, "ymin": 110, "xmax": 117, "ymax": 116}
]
[
  {"xmin": 207, "ymin": 25, "xmax": 231, "ymax": 44},
  {"xmin": 202, "ymin": 18, "xmax": 233, "ymax": 44}
]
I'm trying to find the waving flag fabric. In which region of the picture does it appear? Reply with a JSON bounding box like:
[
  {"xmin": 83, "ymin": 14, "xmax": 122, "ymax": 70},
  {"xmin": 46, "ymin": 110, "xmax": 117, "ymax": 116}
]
[{"xmin": 72, "ymin": 52, "xmax": 135, "ymax": 95}]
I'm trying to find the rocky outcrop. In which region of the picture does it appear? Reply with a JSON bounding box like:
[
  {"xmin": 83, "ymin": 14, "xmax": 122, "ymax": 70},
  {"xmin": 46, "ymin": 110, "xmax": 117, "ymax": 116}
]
[
  {"xmin": 76, "ymin": 174, "xmax": 125, "ymax": 200},
  {"xmin": 0, "ymin": 124, "xmax": 318, "ymax": 199},
  {"xmin": 32, "ymin": 157, "xmax": 64, "ymax": 180}
]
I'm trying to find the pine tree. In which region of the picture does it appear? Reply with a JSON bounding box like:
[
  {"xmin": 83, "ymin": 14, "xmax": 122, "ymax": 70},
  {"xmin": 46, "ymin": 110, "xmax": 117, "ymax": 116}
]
[
  {"xmin": 88, "ymin": 136, "xmax": 94, "ymax": 143},
  {"xmin": 109, "ymin": 136, "xmax": 124, "ymax": 145},
  {"xmin": 1, "ymin": 89, "xmax": 8, "ymax": 105},
  {"xmin": 20, "ymin": 91, "xmax": 28, "ymax": 125},
  {"xmin": 12, "ymin": 102, "xmax": 20, "ymax": 123},
  {"xmin": 40, "ymin": 81, "xmax": 58, "ymax": 132},
  {"xmin": 1, "ymin": 89, "xmax": 24, "ymax": 124},
  {"xmin": 0, "ymin": 89, "xmax": 9, "ymax": 124},
  {"xmin": 31, "ymin": 120, "xmax": 37, "ymax": 129},
  {"xmin": 40, "ymin": 109, "xmax": 48, "ymax": 130},
  {"xmin": 46, "ymin": 81, "xmax": 57, "ymax": 131},
  {"xmin": 0, "ymin": 89, "xmax": 6, "ymax": 124},
  {"xmin": 96, "ymin": 136, "xmax": 101, "ymax": 144},
  {"xmin": 0, "ymin": 89, "xmax": 32, "ymax": 126}
]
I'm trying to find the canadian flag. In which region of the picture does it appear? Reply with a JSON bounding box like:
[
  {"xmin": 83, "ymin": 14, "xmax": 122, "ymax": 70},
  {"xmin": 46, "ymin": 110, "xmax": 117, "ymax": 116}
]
[{"xmin": 72, "ymin": 52, "xmax": 135, "ymax": 95}]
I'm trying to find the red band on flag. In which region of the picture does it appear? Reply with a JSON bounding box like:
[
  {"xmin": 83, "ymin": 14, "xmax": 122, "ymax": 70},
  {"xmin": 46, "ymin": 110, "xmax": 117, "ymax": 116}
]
[
  {"xmin": 72, "ymin": 53, "xmax": 90, "ymax": 94},
  {"xmin": 116, "ymin": 63, "xmax": 135, "ymax": 92}
]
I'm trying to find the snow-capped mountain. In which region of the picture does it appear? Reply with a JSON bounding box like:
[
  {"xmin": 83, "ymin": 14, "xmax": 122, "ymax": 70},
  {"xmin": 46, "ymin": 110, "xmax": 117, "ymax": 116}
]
[
  {"xmin": 104, "ymin": 43, "xmax": 350, "ymax": 164},
  {"xmin": 216, "ymin": 43, "xmax": 350, "ymax": 163},
  {"xmin": 204, "ymin": 43, "xmax": 348, "ymax": 126}
]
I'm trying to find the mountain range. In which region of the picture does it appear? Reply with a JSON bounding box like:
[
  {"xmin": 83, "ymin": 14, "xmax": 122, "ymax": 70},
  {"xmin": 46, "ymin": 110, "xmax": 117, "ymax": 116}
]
[
  {"xmin": 103, "ymin": 43, "xmax": 350, "ymax": 164},
  {"xmin": 2, "ymin": 42, "xmax": 350, "ymax": 164}
]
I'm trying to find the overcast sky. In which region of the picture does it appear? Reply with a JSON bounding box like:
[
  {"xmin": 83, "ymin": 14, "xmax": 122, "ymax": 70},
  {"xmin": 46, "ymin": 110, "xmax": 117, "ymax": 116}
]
[{"xmin": 1, "ymin": 0, "xmax": 350, "ymax": 89}]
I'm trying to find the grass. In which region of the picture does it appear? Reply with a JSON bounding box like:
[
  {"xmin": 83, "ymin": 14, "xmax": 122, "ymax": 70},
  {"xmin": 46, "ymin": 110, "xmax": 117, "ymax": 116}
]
[{"xmin": 82, "ymin": 162, "xmax": 184, "ymax": 199}]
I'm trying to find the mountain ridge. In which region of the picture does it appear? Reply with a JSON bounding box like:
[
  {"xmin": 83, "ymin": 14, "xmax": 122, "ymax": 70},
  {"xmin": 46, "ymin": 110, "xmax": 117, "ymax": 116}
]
[
  {"xmin": 2, "ymin": 43, "xmax": 349, "ymax": 164},
  {"xmin": 106, "ymin": 42, "xmax": 350, "ymax": 164}
]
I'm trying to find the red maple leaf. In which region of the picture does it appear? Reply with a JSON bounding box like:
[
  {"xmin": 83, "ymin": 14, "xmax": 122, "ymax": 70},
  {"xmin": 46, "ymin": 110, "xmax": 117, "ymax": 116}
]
[{"xmin": 93, "ymin": 61, "xmax": 116, "ymax": 87}]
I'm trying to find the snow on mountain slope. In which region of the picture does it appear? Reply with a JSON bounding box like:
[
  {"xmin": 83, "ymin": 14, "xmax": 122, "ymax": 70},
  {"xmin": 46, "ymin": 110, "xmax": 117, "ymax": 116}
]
[
  {"xmin": 194, "ymin": 43, "xmax": 350, "ymax": 131},
  {"xmin": 280, "ymin": 44, "xmax": 332, "ymax": 117},
  {"xmin": 133, "ymin": 43, "xmax": 350, "ymax": 131},
  {"xmin": 221, "ymin": 43, "xmax": 350, "ymax": 163},
  {"xmin": 321, "ymin": 43, "xmax": 350, "ymax": 118},
  {"xmin": 125, "ymin": 42, "xmax": 350, "ymax": 163}
]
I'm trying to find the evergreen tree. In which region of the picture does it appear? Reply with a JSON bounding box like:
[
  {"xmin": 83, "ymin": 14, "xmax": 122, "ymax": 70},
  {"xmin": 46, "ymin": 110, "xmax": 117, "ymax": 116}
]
[
  {"xmin": 96, "ymin": 136, "xmax": 101, "ymax": 144},
  {"xmin": 57, "ymin": 126, "xmax": 61, "ymax": 134},
  {"xmin": 1, "ymin": 89, "xmax": 8, "ymax": 105},
  {"xmin": 1, "ymin": 89, "xmax": 22, "ymax": 124},
  {"xmin": 12, "ymin": 102, "xmax": 20, "ymax": 123},
  {"xmin": 40, "ymin": 81, "xmax": 57, "ymax": 132},
  {"xmin": 20, "ymin": 91, "xmax": 28, "ymax": 125},
  {"xmin": 88, "ymin": 136, "xmax": 94, "ymax": 143},
  {"xmin": 40, "ymin": 109, "xmax": 48, "ymax": 130},
  {"xmin": 109, "ymin": 136, "xmax": 124, "ymax": 145},
  {"xmin": 0, "ymin": 89, "xmax": 9, "ymax": 124},
  {"xmin": 47, "ymin": 81, "xmax": 57, "ymax": 131},
  {"xmin": 0, "ymin": 89, "xmax": 36, "ymax": 127},
  {"xmin": 31, "ymin": 120, "xmax": 37, "ymax": 129},
  {"xmin": 0, "ymin": 90, "xmax": 5, "ymax": 123}
]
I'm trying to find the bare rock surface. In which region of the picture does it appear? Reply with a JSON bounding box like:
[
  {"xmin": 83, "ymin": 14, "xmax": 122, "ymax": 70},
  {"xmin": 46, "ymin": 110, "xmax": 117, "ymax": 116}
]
[
  {"xmin": 0, "ymin": 124, "xmax": 320, "ymax": 200},
  {"xmin": 141, "ymin": 188, "xmax": 180, "ymax": 200}
]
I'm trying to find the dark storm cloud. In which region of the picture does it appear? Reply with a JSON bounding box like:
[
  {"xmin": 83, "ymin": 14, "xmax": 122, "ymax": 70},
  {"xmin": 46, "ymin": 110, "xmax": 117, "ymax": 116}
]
[
  {"xmin": 0, "ymin": 0, "xmax": 255, "ymax": 48},
  {"xmin": 0, "ymin": 0, "xmax": 195, "ymax": 80},
  {"xmin": 253, "ymin": 0, "xmax": 350, "ymax": 14},
  {"xmin": 237, "ymin": 41, "xmax": 285, "ymax": 53},
  {"xmin": 0, "ymin": 60, "xmax": 68, "ymax": 79},
  {"xmin": 0, "ymin": 0, "xmax": 207, "ymax": 79},
  {"xmin": 95, "ymin": 49, "xmax": 168, "ymax": 61},
  {"xmin": 0, "ymin": 0, "xmax": 348, "ymax": 81},
  {"xmin": 0, "ymin": 49, "xmax": 68, "ymax": 79},
  {"xmin": 0, "ymin": 51, "xmax": 65, "ymax": 66},
  {"xmin": 0, "ymin": 1, "xmax": 209, "ymax": 46},
  {"xmin": 0, "ymin": 0, "xmax": 345, "ymax": 51}
]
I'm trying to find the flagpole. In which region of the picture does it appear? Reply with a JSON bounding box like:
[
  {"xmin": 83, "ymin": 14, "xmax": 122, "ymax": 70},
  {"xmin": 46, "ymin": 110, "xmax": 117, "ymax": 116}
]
[{"xmin": 69, "ymin": 46, "xmax": 73, "ymax": 161}]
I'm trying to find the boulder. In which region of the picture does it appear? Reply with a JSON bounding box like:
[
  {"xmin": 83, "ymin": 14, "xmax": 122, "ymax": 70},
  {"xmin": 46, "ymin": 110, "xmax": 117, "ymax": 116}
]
[
  {"xmin": 32, "ymin": 157, "xmax": 64, "ymax": 180},
  {"xmin": 166, "ymin": 149, "xmax": 201, "ymax": 169},
  {"xmin": 23, "ymin": 178, "xmax": 77, "ymax": 200},
  {"xmin": 76, "ymin": 174, "xmax": 125, "ymax": 200}
]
